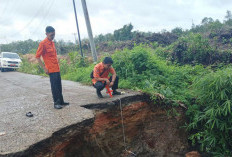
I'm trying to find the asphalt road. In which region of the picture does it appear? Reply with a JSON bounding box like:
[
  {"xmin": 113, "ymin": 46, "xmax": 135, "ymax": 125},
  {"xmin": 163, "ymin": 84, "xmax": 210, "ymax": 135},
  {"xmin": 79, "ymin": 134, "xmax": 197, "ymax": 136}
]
[{"xmin": 0, "ymin": 71, "xmax": 139, "ymax": 155}]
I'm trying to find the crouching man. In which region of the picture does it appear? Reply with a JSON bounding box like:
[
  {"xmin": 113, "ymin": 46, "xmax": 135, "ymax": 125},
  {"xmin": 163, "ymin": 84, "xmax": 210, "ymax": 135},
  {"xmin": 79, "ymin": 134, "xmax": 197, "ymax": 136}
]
[{"xmin": 92, "ymin": 57, "xmax": 121, "ymax": 98}]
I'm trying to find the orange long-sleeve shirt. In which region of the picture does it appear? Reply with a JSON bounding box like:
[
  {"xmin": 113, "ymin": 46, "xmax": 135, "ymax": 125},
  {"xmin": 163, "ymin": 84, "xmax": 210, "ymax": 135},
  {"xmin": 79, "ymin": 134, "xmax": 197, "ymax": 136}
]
[
  {"xmin": 92, "ymin": 62, "xmax": 115, "ymax": 84},
  {"xmin": 35, "ymin": 38, "xmax": 60, "ymax": 73}
]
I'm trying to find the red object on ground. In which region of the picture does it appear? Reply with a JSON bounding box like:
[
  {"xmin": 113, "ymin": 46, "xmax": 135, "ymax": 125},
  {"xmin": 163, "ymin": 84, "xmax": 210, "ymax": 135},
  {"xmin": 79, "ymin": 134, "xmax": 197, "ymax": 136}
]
[{"xmin": 105, "ymin": 85, "xmax": 113, "ymax": 98}]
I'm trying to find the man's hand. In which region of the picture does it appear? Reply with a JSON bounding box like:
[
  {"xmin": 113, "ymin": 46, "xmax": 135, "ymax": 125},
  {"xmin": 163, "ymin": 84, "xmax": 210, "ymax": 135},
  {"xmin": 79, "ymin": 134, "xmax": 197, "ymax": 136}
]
[
  {"xmin": 37, "ymin": 58, "xmax": 49, "ymax": 74},
  {"xmin": 44, "ymin": 68, "xmax": 49, "ymax": 74},
  {"xmin": 109, "ymin": 82, "xmax": 114, "ymax": 87},
  {"xmin": 106, "ymin": 79, "xmax": 110, "ymax": 85}
]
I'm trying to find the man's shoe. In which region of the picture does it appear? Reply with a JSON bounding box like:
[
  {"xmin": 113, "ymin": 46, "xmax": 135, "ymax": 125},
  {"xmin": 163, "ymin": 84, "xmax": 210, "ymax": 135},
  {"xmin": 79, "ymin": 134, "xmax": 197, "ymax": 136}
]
[
  {"xmin": 97, "ymin": 90, "xmax": 103, "ymax": 98},
  {"xmin": 61, "ymin": 102, "xmax": 70, "ymax": 106},
  {"xmin": 113, "ymin": 90, "xmax": 121, "ymax": 95},
  {"xmin": 54, "ymin": 104, "xmax": 63, "ymax": 109},
  {"xmin": 54, "ymin": 100, "xmax": 63, "ymax": 109}
]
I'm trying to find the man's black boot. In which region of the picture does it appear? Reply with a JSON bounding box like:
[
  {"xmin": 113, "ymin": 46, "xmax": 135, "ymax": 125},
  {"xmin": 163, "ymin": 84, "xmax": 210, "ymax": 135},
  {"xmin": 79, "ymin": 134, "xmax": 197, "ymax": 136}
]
[
  {"xmin": 60, "ymin": 97, "xmax": 69, "ymax": 106},
  {"xmin": 54, "ymin": 99, "xmax": 63, "ymax": 109},
  {"xmin": 61, "ymin": 102, "xmax": 70, "ymax": 106},
  {"xmin": 97, "ymin": 90, "xmax": 103, "ymax": 98},
  {"xmin": 113, "ymin": 90, "xmax": 121, "ymax": 95}
]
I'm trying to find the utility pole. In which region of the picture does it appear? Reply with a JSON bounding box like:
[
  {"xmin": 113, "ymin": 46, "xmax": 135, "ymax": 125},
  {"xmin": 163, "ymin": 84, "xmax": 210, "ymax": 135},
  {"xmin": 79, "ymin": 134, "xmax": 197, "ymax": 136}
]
[
  {"xmin": 81, "ymin": 0, "xmax": 98, "ymax": 62},
  {"xmin": 72, "ymin": 0, "xmax": 83, "ymax": 57}
]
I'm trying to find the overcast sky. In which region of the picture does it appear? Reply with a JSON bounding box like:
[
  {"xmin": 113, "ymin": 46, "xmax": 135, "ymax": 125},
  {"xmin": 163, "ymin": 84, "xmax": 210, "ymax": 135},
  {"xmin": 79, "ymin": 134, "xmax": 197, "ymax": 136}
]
[{"xmin": 0, "ymin": 0, "xmax": 232, "ymax": 44}]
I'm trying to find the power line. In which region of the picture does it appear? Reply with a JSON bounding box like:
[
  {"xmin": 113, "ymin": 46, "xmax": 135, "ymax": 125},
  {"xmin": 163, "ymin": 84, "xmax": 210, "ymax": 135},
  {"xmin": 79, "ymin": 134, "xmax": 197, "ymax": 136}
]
[
  {"xmin": 30, "ymin": 0, "xmax": 56, "ymax": 38},
  {"xmin": 6, "ymin": 0, "xmax": 49, "ymax": 37},
  {"xmin": 1, "ymin": 0, "xmax": 74, "ymax": 43},
  {"xmin": 0, "ymin": 0, "xmax": 26, "ymax": 25},
  {"xmin": 0, "ymin": 0, "xmax": 10, "ymax": 18},
  {"xmin": 0, "ymin": 0, "xmax": 54, "ymax": 43}
]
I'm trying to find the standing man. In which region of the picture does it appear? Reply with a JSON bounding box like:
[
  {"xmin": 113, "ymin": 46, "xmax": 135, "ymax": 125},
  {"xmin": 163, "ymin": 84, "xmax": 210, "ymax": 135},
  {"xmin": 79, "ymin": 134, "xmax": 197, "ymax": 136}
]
[
  {"xmin": 36, "ymin": 26, "xmax": 69, "ymax": 109},
  {"xmin": 92, "ymin": 57, "xmax": 121, "ymax": 98}
]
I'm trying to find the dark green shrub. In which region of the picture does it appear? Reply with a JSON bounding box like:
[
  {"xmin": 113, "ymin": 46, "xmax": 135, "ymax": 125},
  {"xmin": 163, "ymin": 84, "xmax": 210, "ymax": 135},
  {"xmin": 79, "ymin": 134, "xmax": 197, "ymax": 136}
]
[
  {"xmin": 187, "ymin": 67, "xmax": 232, "ymax": 156},
  {"xmin": 171, "ymin": 33, "xmax": 214, "ymax": 65}
]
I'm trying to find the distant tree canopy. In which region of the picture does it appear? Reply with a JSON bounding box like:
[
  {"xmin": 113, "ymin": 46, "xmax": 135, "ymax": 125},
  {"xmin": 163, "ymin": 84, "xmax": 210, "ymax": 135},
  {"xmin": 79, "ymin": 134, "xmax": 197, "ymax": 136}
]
[
  {"xmin": 171, "ymin": 27, "xmax": 183, "ymax": 36},
  {"xmin": 225, "ymin": 10, "xmax": 232, "ymax": 21},
  {"xmin": 113, "ymin": 23, "xmax": 134, "ymax": 41},
  {"xmin": 225, "ymin": 10, "xmax": 232, "ymax": 26},
  {"xmin": 54, "ymin": 40, "xmax": 78, "ymax": 55},
  {"xmin": 0, "ymin": 39, "xmax": 79, "ymax": 55},
  {"xmin": 190, "ymin": 10, "xmax": 232, "ymax": 33},
  {"xmin": 191, "ymin": 17, "xmax": 224, "ymax": 33},
  {"xmin": 0, "ymin": 39, "xmax": 39, "ymax": 54},
  {"xmin": 1, "ymin": 10, "xmax": 232, "ymax": 55},
  {"xmin": 94, "ymin": 23, "xmax": 135, "ymax": 43},
  {"xmin": 201, "ymin": 17, "xmax": 214, "ymax": 25}
]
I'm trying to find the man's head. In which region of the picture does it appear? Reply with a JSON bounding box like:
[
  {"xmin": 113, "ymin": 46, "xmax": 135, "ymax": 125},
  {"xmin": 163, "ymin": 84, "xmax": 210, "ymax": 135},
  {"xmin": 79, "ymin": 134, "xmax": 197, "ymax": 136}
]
[
  {"xmin": 45, "ymin": 26, "xmax": 55, "ymax": 41},
  {"xmin": 103, "ymin": 57, "xmax": 113, "ymax": 69}
]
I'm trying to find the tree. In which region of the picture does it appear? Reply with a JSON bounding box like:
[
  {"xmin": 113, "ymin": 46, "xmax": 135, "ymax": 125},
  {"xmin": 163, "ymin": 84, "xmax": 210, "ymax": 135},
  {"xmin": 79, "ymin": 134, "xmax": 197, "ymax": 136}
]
[
  {"xmin": 225, "ymin": 10, "xmax": 232, "ymax": 21},
  {"xmin": 113, "ymin": 23, "xmax": 134, "ymax": 41},
  {"xmin": 201, "ymin": 17, "xmax": 214, "ymax": 25},
  {"xmin": 171, "ymin": 27, "xmax": 183, "ymax": 36},
  {"xmin": 0, "ymin": 39, "xmax": 39, "ymax": 54},
  {"xmin": 225, "ymin": 10, "xmax": 232, "ymax": 26}
]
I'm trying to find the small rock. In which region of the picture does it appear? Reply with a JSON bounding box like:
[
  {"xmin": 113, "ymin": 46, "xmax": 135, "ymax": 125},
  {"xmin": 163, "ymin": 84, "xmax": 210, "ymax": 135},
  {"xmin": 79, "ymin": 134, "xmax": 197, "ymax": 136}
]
[{"xmin": 0, "ymin": 132, "xmax": 6, "ymax": 136}]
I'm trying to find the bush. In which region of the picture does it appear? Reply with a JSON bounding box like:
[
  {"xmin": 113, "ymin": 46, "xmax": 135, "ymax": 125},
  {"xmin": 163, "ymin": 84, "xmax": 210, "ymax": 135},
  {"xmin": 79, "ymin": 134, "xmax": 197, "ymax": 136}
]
[
  {"xmin": 62, "ymin": 65, "xmax": 94, "ymax": 85},
  {"xmin": 68, "ymin": 51, "xmax": 90, "ymax": 68},
  {"xmin": 19, "ymin": 58, "xmax": 44, "ymax": 75},
  {"xmin": 112, "ymin": 44, "xmax": 206, "ymax": 103},
  {"xmin": 171, "ymin": 33, "xmax": 214, "ymax": 65},
  {"xmin": 187, "ymin": 67, "xmax": 232, "ymax": 156}
]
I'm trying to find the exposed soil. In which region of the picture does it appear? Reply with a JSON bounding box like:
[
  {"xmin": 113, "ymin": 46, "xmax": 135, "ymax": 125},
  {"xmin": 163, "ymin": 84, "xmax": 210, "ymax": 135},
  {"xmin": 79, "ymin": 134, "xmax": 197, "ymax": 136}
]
[{"xmin": 7, "ymin": 99, "xmax": 190, "ymax": 157}]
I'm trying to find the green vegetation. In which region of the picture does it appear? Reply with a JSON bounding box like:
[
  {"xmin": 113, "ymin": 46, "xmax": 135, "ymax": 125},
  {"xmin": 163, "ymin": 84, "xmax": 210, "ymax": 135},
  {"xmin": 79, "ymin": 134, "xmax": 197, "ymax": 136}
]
[
  {"xmin": 112, "ymin": 44, "xmax": 206, "ymax": 104},
  {"xmin": 19, "ymin": 58, "xmax": 45, "ymax": 75},
  {"xmin": 15, "ymin": 10, "xmax": 232, "ymax": 156},
  {"xmin": 156, "ymin": 33, "xmax": 232, "ymax": 65},
  {"xmin": 187, "ymin": 68, "xmax": 232, "ymax": 156},
  {"xmin": 60, "ymin": 52, "xmax": 94, "ymax": 84}
]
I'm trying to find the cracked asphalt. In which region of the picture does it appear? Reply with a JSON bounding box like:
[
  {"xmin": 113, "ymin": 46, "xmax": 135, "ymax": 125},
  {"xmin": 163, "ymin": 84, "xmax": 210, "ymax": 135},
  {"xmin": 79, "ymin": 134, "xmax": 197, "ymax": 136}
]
[{"xmin": 0, "ymin": 71, "xmax": 139, "ymax": 155}]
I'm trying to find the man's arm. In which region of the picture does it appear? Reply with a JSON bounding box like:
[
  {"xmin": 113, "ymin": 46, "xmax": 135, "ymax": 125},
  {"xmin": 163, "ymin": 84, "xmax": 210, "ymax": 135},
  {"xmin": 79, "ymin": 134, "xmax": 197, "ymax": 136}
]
[
  {"xmin": 109, "ymin": 72, "xmax": 116, "ymax": 87},
  {"xmin": 95, "ymin": 77, "xmax": 108, "ymax": 81},
  {"xmin": 35, "ymin": 42, "xmax": 49, "ymax": 74},
  {"xmin": 36, "ymin": 58, "xmax": 49, "ymax": 74},
  {"xmin": 109, "ymin": 67, "xmax": 116, "ymax": 87},
  {"xmin": 111, "ymin": 72, "xmax": 116, "ymax": 82},
  {"xmin": 95, "ymin": 76, "xmax": 110, "ymax": 84}
]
